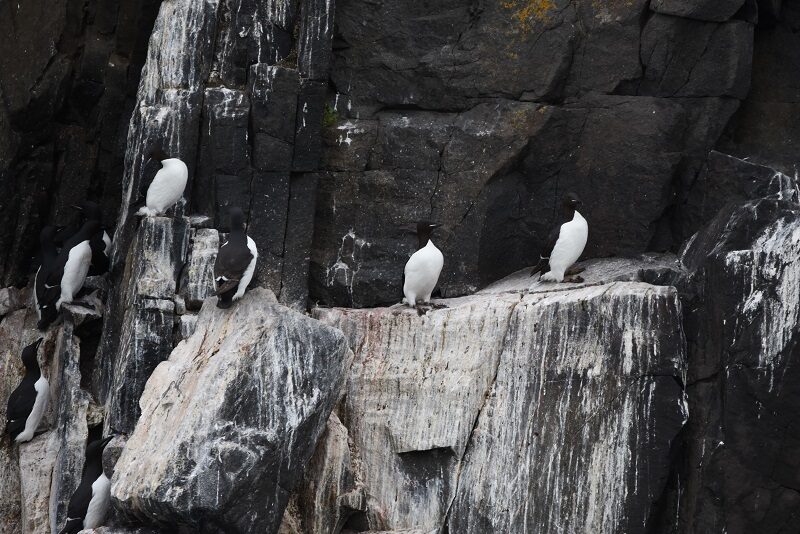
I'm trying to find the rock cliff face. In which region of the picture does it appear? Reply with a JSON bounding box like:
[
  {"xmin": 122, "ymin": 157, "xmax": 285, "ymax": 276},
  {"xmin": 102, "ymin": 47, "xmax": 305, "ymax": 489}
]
[{"xmin": 1, "ymin": 0, "xmax": 799, "ymax": 533}]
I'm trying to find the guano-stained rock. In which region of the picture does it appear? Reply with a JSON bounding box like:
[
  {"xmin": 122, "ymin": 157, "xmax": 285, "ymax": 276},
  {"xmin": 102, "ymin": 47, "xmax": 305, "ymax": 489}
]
[
  {"xmin": 111, "ymin": 288, "xmax": 353, "ymax": 533},
  {"xmin": 673, "ymin": 197, "xmax": 800, "ymax": 533},
  {"xmin": 311, "ymin": 259, "xmax": 688, "ymax": 532}
]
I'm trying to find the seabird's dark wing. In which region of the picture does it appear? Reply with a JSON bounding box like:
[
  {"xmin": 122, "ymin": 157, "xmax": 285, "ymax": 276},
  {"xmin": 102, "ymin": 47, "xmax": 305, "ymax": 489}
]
[
  {"xmin": 531, "ymin": 225, "xmax": 561, "ymax": 277},
  {"xmin": 139, "ymin": 157, "xmax": 162, "ymax": 200},
  {"xmin": 87, "ymin": 233, "xmax": 110, "ymax": 276},
  {"xmin": 62, "ymin": 476, "xmax": 93, "ymax": 534},
  {"xmin": 6, "ymin": 382, "xmax": 34, "ymax": 437},
  {"xmin": 213, "ymin": 241, "xmax": 253, "ymax": 294}
]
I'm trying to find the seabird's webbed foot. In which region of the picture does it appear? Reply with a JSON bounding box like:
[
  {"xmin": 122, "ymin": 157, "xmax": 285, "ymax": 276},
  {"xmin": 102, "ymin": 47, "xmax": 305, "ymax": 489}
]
[
  {"xmin": 564, "ymin": 275, "xmax": 585, "ymax": 283},
  {"xmin": 415, "ymin": 304, "xmax": 428, "ymax": 316},
  {"xmin": 565, "ymin": 265, "xmax": 585, "ymax": 276}
]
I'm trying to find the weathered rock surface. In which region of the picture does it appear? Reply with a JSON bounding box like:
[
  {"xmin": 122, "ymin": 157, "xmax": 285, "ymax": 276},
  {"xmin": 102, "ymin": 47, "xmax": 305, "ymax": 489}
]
[
  {"xmin": 112, "ymin": 288, "xmax": 352, "ymax": 533},
  {"xmin": 668, "ymin": 197, "xmax": 800, "ymax": 533},
  {"xmin": 307, "ymin": 258, "xmax": 687, "ymax": 532},
  {"xmin": 98, "ymin": 216, "xmax": 189, "ymax": 435}
]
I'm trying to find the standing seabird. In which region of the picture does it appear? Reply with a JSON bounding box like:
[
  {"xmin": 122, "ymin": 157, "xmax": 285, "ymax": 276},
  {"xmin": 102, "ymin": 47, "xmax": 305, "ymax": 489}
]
[
  {"xmin": 5, "ymin": 339, "xmax": 48, "ymax": 444},
  {"xmin": 136, "ymin": 146, "xmax": 188, "ymax": 216},
  {"xmin": 60, "ymin": 435, "xmax": 115, "ymax": 534},
  {"xmin": 34, "ymin": 226, "xmax": 59, "ymax": 325},
  {"xmin": 531, "ymin": 192, "xmax": 588, "ymax": 283},
  {"xmin": 403, "ymin": 221, "xmax": 444, "ymax": 314},
  {"xmin": 71, "ymin": 201, "xmax": 111, "ymax": 275},
  {"xmin": 38, "ymin": 220, "xmax": 100, "ymax": 330},
  {"xmin": 214, "ymin": 207, "xmax": 258, "ymax": 309}
]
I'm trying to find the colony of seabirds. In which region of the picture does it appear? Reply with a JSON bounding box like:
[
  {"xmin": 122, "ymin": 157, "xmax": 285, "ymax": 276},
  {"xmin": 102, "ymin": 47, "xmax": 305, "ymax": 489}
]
[{"xmin": 5, "ymin": 146, "xmax": 589, "ymax": 533}]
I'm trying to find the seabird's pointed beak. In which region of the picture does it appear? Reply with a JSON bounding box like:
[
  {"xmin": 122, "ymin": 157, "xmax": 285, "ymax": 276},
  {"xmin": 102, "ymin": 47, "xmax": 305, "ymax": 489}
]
[
  {"xmin": 33, "ymin": 338, "xmax": 44, "ymax": 350},
  {"xmin": 70, "ymin": 204, "xmax": 84, "ymax": 211},
  {"xmin": 400, "ymin": 224, "xmax": 417, "ymax": 233}
]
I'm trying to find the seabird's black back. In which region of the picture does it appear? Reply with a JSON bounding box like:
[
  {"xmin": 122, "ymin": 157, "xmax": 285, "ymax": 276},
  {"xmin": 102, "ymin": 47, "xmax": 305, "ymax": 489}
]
[
  {"xmin": 61, "ymin": 435, "xmax": 113, "ymax": 534},
  {"xmin": 5, "ymin": 340, "xmax": 43, "ymax": 442},
  {"xmin": 214, "ymin": 208, "xmax": 253, "ymax": 308}
]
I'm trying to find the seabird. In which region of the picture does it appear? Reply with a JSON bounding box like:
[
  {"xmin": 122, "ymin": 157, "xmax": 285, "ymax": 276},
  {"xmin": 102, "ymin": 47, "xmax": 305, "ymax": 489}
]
[
  {"xmin": 403, "ymin": 221, "xmax": 444, "ymax": 314},
  {"xmin": 136, "ymin": 146, "xmax": 188, "ymax": 216},
  {"xmin": 60, "ymin": 435, "xmax": 115, "ymax": 534},
  {"xmin": 214, "ymin": 207, "xmax": 258, "ymax": 309},
  {"xmin": 71, "ymin": 201, "xmax": 111, "ymax": 275},
  {"xmin": 38, "ymin": 219, "xmax": 101, "ymax": 330},
  {"xmin": 5, "ymin": 339, "xmax": 48, "ymax": 444},
  {"xmin": 34, "ymin": 226, "xmax": 59, "ymax": 325},
  {"xmin": 531, "ymin": 192, "xmax": 588, "ymax": 283}
]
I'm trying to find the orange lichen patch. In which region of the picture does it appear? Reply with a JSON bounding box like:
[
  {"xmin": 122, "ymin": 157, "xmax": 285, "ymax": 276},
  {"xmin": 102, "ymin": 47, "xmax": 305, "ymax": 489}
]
[{"xmin": 502, "ymin": 0, "xmax": 557, "ymax": 31}]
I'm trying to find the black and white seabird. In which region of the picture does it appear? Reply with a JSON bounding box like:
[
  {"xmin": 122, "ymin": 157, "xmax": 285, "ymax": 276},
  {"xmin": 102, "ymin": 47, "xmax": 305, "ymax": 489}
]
[
  {"xmin": 5, "ymin": 339, "xmax": 48, "ymax": 444},
  {"xmin": 136, "ymin": 146, "xmax": 188, "ymax": 216},
  {"xmin": 38, "ymin": 219, "xmax": 101, "ymax": 330},
  {"xmin": 71, "ymin": 201, "xmax": 111, "ymax": 275},
  {"xmin": 531, "ymin": 192, "xmax": 588, "ymax": 283},
  {"xmin": 403, "ymin": 221, "xmax": 444, "ymax": 313},
  {"xmin": 34, "ymin": 226, "xmax": 59, "ymax": 326},
  {"xmin": 214, "ymin": 207, "xmax": 258, "ymax": 309},
  {"xmin": 60, "ymin": 435, "xmax": 114, "ymax": 534}
]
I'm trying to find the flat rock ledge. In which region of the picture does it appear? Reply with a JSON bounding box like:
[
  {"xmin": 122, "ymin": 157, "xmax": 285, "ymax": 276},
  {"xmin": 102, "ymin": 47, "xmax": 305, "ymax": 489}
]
[{"xmin": 300, "ymin": 255, "xmax": 688, "ymax": 533}]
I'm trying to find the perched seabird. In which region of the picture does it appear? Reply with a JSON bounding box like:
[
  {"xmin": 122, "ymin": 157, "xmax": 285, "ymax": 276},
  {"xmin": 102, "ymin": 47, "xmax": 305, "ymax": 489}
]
[
  {"xmin": 403, "ymin": 221, "xmax": 444, "ymax": 314},
  {"xmin": 34, "ymin": 226, "xmax": 59, "ymax": 325},
  {"xmin": 71, "ymin": 201, "xmax": 111, "ymax": 275},
  {"xmin": 136, "ymin": 146, "xmax": 188, "ymax": 216},
  {"xmin": 531, "ymin": 192, "xmax": 588, "ymax": 283},
  {"xmin": 214, "ymin": 207, "xmax": 258, "ymax": 309},
  {"xmin": 5, "ymin": 339, "xmax": 48, "ymax": 444},
  {"xmin": 38, "ymin": 220, "xmax": 101, "ymax": 330},
  {"xmin": 60, "ymin": 435, "xmax": 114, "ymax": 534}
]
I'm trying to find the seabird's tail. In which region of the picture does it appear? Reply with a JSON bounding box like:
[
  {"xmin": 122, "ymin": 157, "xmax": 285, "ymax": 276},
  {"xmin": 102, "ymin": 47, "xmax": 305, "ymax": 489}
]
[
  {"xmin": 214, "ymin": 279, "xmax": 240, "ymax": 296},
  {"xmin": 530, "ymin": 256, "xmax": 549, "ymax": 277}
]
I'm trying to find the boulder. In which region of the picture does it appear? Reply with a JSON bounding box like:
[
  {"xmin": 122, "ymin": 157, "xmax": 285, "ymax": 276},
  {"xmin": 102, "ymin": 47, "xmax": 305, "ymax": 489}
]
[{"xmin": 111, "ymin": 288, "xmax": 352, "ymax": 533}]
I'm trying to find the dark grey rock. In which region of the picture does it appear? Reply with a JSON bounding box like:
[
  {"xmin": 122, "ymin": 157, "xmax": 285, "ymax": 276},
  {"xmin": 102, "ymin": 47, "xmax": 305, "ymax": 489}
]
[
  {"xmin": 298, "ymin": 0, "xmax": 336, "ymax": 81},
  {"xmin": 717, "ymin": 2, "xmax": 800, "ymax": 174},
  {"xmin": 673, "ymin": 197, "xmax": 800, "ymax": 533},
  {"xmin": 640, "ymin": 15, "xmax": 753, "ymax": 98},
  {"xmin": 675, "ymin": 151, "xmax": 798, "ymax": 243},
  {"xmin": 651, "ymin": 0, "xmax": 746, "ymax": 21}
]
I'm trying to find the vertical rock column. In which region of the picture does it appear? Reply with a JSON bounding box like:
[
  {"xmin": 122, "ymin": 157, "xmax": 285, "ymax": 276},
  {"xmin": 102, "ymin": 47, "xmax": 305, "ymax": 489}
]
[{"xmin": 102, "ymin": 217, "xmax": 189, "ymax": 434}]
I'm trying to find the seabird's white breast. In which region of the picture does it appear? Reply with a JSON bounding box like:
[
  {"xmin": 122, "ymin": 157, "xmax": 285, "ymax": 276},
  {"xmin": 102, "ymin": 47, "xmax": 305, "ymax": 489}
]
[
  {"xmin": 57, "ymin": 240, "xmax": 93, "ymax": 309},
  {"xmin": 543, "ymin": 211, "xmax": 588, "ymax": 282},
  {"xmin": 15, "ymin": 375, "xmax": 49, "ymax": 443},
  {"xmin": 403, "ymin": 240, "xmax": 444, "ymax": 305},
  {"xmin": 233, "ymin": 236, "xmax": 258, "ymax": 301},
  {"xmin": 145, "ymin": 158, "xmax": 188, "ymax": 214},
  {"xmin": 83, "ymin": 473, "xmax": 111, "ymax": 529}
]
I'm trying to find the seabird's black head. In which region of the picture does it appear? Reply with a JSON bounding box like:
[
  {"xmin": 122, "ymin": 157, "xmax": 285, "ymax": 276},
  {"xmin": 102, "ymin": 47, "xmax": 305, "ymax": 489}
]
[
  {"xmin": 20, "ymin": 339, "xmax": 43, "ymax": 372},
  {"xmin": 228, "ymin": 207, "xmax": 246, "ymax": 232},
  {"xmin": 85, "ymin": 435, "xmax": 115, "ymax": 461},
  {"xmin": 147, "ymin": 145, "xmax": 168, "ymax": 162},
  {"xmin": 408, "ymin": 221, "xmax": 441, "ymax": 249},
  {"xmin": 563, "ymin": 192, "xmax": 582, "ymax": 211},
  {"xmin": 70, "ymin": 200, "xmax": 103, "ymax": 223},
  {"xmin": 76, "ymin": 220, "xmax": 102, "ymax": 241},
  {"xmin": 40, "ymin": 226, "xmax": 57, "ymax": 245}
]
